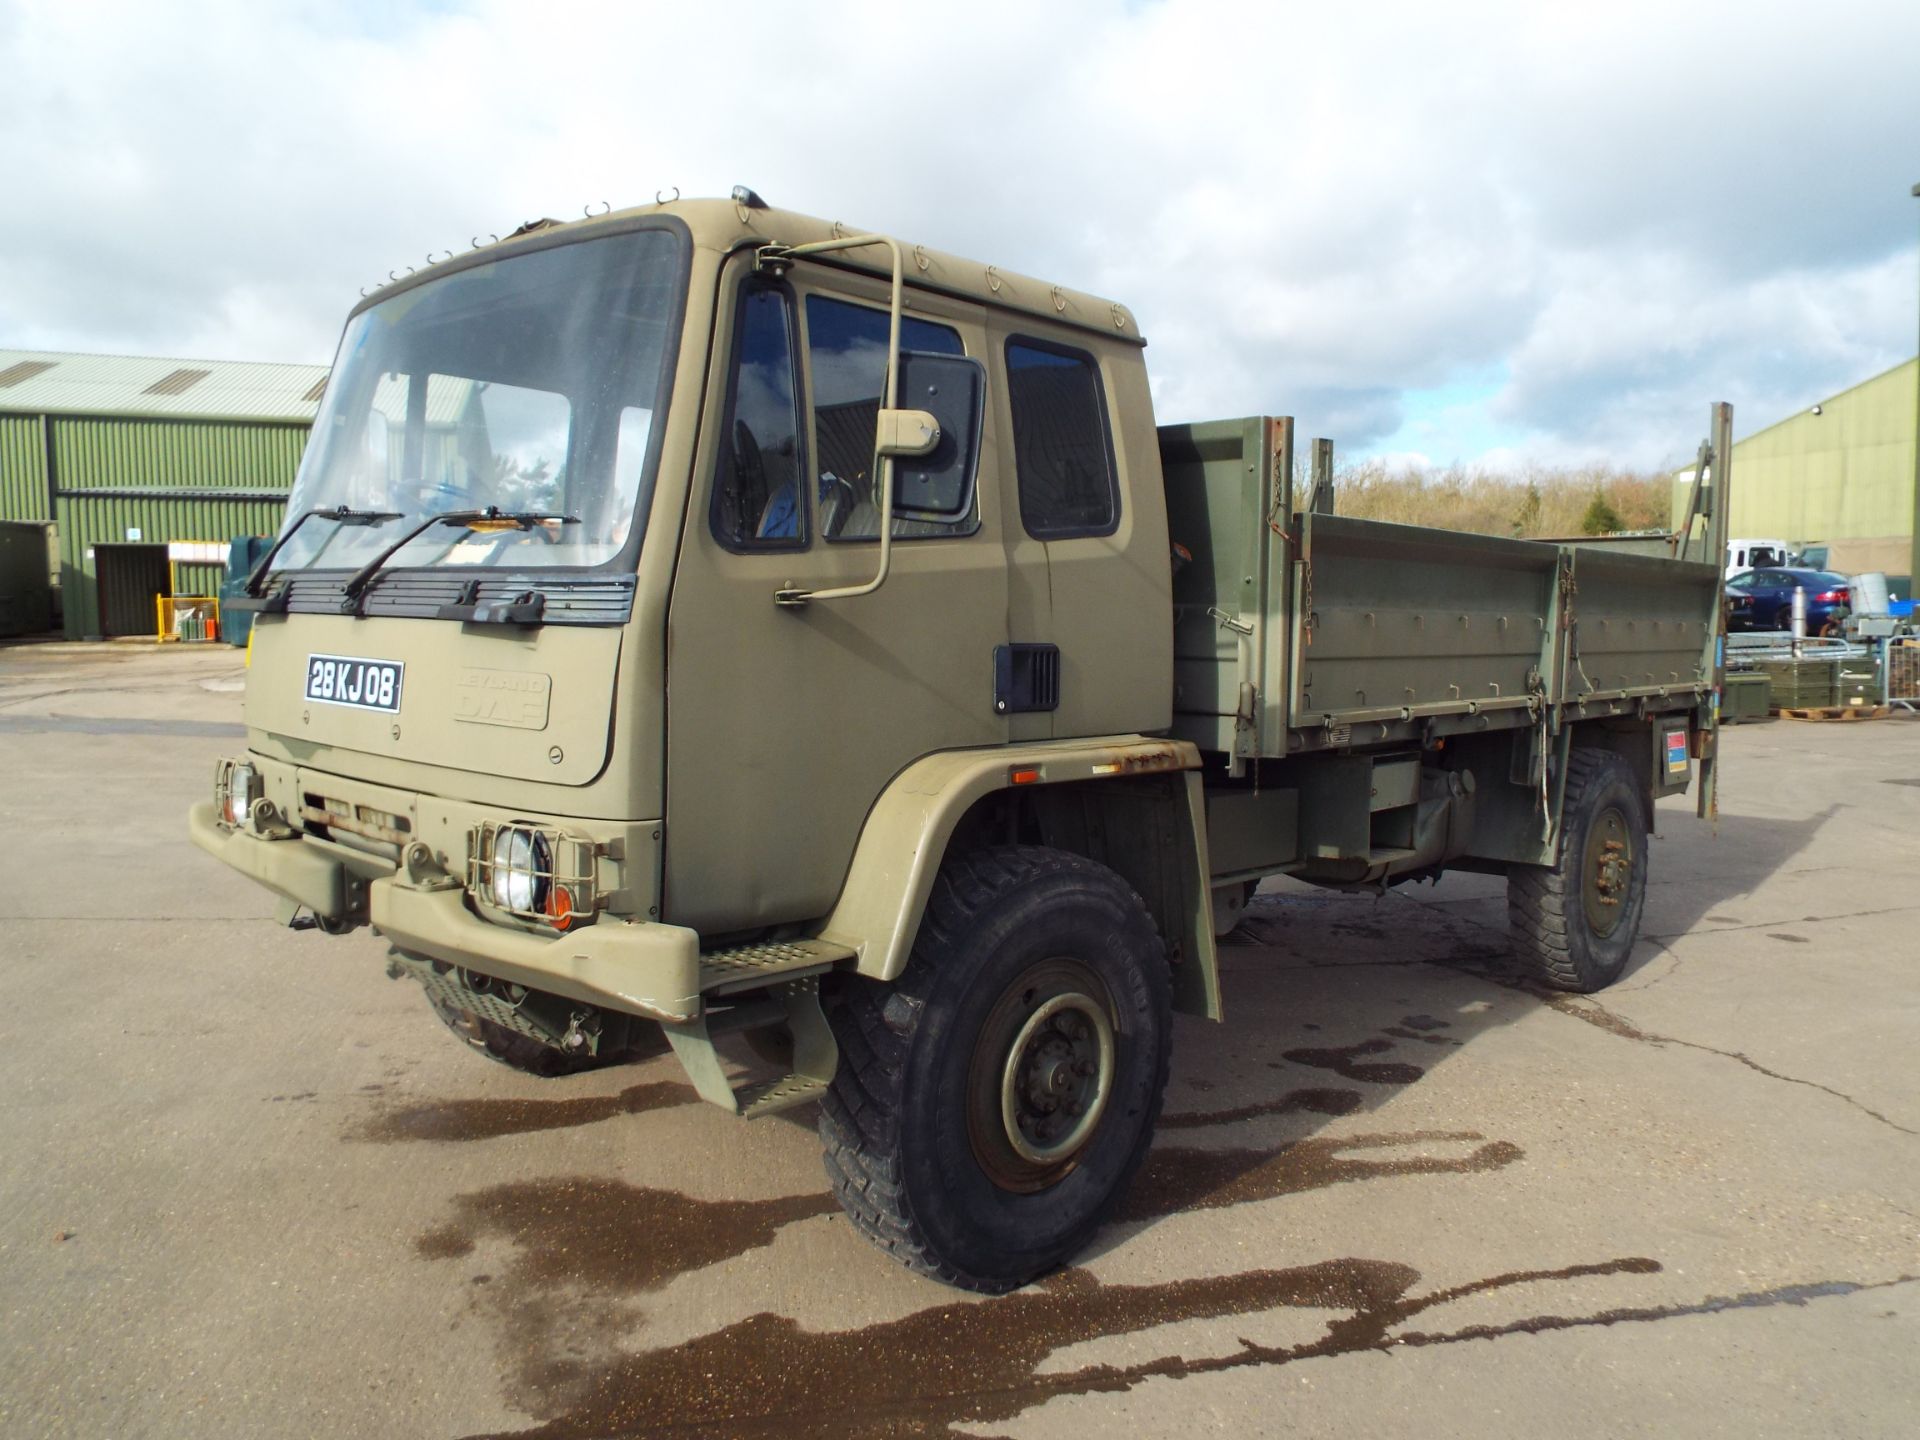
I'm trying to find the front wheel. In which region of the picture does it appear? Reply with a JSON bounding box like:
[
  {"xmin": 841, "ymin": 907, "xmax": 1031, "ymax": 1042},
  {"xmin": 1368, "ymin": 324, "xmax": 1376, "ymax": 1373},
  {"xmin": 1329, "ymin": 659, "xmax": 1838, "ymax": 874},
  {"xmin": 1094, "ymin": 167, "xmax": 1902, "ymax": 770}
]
[
  {"xmin": 424, "ymin": 991, "xmax": 606, "ymax": 1078},
  {"xmin": 1507, "ymin": 746, "xmax": 1650, "ymax": 992},
  {"xmin": 818, "ymin": 846, "xmax": 1172, "ymax": 1292}
]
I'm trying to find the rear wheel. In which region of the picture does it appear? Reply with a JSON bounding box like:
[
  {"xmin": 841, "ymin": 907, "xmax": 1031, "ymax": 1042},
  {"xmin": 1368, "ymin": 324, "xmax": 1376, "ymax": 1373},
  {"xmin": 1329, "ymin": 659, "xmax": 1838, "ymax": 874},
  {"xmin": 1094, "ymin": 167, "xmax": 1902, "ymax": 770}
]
[
  {"xmin": 818, "ymin": 846, "xmax": 1172, "ymax": 1292},
  {"xmin": 1507, "ymin": 747, "xmax": 1649, "ymax": 992}
]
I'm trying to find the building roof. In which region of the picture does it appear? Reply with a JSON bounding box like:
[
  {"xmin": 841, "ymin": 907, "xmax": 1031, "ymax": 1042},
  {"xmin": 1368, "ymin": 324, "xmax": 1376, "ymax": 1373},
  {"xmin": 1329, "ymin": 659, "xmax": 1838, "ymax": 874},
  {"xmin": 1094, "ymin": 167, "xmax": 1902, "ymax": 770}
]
[{"xmin": 0, "ymin": 348, "xmax": 328, "ymax": 424}]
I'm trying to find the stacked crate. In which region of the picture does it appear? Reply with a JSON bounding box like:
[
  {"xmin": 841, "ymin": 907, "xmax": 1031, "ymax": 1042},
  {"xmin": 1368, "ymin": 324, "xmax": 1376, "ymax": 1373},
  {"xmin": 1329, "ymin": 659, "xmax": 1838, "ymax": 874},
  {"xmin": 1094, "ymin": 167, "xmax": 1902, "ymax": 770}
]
[
  {"xmin": 1755, "ymin": 658, "xmax": 1838, "ymax": 711},
  {"xmin": 1837, "ymin": 655, "xmax": 1883, "ymax": 708}
]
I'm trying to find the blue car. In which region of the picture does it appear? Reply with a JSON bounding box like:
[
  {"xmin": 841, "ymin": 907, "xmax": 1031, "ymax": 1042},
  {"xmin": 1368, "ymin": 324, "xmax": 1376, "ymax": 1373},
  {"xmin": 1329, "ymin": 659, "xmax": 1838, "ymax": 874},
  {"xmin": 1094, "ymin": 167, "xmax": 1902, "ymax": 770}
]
[{"xmin": 1725, "ymin": 567, "xmax": 1852, "ymax": 634}]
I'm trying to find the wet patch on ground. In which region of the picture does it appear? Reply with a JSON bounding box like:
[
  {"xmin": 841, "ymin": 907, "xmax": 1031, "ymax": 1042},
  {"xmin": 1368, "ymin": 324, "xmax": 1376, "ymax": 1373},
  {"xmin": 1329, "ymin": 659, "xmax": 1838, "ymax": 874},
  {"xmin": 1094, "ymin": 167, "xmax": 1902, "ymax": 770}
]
[
  {"xmin": 456, "ymin": 1253, "xmax": 1694, "ymax": 1440},
  {"xmin": 416, "ymin": 1176, "xmax": 844, "ymax": 1419},
  {"xmin": 349, "ymin": 1081, "xmax": 694, "ymax": 1143},
  {"xmin": 416, "ymin": 1177, "xmax": 836, "ymax": 1295}
]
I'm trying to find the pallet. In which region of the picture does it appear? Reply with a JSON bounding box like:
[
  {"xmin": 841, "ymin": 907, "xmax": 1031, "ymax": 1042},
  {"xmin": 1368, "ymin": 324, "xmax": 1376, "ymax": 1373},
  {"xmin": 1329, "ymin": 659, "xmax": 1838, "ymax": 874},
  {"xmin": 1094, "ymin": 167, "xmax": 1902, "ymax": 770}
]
[{"xmin": 1773, "ymin": 704, "xmax": 1891, "ymax": 722}]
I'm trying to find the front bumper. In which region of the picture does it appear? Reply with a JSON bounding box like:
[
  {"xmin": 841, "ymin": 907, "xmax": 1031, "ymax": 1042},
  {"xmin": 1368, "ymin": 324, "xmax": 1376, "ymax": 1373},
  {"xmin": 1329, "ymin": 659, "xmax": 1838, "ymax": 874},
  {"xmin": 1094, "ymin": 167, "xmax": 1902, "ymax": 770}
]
[
  {"xmin": 189, "ymin": 800, "xmax": 348, "ymax": 916},
  {"xmin": 188, "ymin": 801, "xmax": 703, "ymax": 1023}
]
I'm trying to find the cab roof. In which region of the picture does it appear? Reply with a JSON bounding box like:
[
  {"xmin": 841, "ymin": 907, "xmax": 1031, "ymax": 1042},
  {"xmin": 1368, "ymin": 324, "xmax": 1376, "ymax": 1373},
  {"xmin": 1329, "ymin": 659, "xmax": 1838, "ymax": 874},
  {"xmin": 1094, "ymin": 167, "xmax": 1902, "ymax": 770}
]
[{"xmin": 359, "ymin": 195, "xmax": 1145, "ymax": 347}]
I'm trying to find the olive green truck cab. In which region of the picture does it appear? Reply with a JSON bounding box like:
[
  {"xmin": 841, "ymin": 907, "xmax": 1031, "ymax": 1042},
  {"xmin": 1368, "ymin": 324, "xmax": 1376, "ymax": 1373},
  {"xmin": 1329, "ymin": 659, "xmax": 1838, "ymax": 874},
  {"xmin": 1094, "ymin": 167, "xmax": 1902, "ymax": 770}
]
[{"xmin": 190, "ymin": 194, "xmax": 1730, "ymax": 1292}]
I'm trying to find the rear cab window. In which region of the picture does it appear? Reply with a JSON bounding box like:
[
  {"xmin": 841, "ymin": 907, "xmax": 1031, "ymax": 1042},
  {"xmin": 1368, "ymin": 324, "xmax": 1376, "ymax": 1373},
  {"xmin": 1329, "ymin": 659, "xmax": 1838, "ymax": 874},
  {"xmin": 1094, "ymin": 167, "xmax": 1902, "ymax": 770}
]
[{"xmin": 1004, "ymin": 337, "xmax": 1119, "ymax": 539}]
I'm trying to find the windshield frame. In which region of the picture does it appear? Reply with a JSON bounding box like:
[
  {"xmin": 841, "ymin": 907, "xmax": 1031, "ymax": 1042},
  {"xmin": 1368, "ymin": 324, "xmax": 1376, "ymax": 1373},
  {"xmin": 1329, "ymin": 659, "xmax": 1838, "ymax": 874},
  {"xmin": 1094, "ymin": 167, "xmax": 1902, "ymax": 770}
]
[{"xmin": 279, "ymin": 214, "xmax": 693, "ymax": 587}]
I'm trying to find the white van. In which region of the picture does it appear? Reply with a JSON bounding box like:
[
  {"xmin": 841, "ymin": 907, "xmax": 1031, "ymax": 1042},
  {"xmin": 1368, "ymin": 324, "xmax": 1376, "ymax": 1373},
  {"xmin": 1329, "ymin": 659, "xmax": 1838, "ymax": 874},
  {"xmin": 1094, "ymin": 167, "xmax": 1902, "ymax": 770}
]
[{"xmin": 1726, "ymin": 538, "xmax": 1790, "ymax": 579}]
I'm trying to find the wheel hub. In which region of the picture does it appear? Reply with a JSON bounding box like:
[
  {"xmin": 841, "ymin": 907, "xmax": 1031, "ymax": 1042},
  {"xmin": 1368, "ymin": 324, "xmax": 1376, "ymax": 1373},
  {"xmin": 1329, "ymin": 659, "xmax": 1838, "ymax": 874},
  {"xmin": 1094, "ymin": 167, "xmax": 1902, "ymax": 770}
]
[
  {"xmin": 967, "ymin": 960, "xmax": 1117, "ymax": 1192},
  {"xmin": 1582, "ymin": 806, "xmax": 1636, "ymax": 938}
]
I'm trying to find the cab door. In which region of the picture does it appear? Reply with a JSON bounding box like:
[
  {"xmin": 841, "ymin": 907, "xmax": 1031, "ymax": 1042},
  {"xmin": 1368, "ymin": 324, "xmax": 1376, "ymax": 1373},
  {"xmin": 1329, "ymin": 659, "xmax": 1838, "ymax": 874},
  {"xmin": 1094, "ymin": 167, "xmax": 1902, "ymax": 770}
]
[
  {"xmin": 985, "ymin": 317, "xmax": 1172, "ymax": 741},
  {"xmin": 663, "ymin": 255, "xmax": 1010, "ymax": 934}
]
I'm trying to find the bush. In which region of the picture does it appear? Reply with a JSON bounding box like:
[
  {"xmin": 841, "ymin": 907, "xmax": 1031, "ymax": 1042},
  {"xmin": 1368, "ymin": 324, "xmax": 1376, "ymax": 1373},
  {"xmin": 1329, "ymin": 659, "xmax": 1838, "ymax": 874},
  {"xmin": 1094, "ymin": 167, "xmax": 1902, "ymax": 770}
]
[
  {"xmin": 1332, "ymin": 462, "xmax": 1669, "ymax": 538},
  {"xmin": 1579, "ymin": 491, "xmax": 1625, "ymax": 535}
]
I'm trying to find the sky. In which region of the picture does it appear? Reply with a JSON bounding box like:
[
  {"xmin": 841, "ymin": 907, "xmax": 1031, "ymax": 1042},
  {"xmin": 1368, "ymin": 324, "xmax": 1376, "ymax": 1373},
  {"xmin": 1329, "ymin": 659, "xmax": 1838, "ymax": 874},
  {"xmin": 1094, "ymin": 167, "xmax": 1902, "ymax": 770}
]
[{"xmin": 2, "ymin": 0, "xmax": 1917, "ymax": 472}]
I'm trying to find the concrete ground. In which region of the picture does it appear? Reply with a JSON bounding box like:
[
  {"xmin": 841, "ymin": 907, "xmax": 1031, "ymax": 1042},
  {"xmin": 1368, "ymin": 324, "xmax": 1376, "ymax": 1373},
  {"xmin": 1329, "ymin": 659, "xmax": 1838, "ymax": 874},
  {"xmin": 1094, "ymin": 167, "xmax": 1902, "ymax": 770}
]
[{"xmin": 1, "ymin": 640, "xmax": 1916, "ymax": 1440}]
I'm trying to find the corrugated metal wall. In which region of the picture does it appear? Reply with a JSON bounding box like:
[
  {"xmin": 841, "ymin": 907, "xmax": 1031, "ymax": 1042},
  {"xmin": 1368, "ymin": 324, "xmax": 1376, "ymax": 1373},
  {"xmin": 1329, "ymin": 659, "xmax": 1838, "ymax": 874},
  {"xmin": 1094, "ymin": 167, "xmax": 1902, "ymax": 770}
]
[
  {"xmin": 56, "ymin": 493, "xmax": 289, "ymax": 639},
  {"xmin": 50, "ymin": 416, "xmax": 307, "ymax": 493},
  {"xmin": 0, "ymin": 406, "xmax": 310, "ymax": 636},
  {"xmin": 1724, "ymin": 358, "xmax": 1917, "ymax": 576},
  {"xmin": 0, "ymin": 415, "xmax": 48, "ymax": 521}
]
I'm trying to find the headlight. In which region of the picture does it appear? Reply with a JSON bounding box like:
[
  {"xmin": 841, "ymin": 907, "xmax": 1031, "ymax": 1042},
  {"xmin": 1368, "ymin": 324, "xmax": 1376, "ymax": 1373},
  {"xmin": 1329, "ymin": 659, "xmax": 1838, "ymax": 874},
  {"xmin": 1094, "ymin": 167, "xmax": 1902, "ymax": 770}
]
[
  {"xmin": 223, "ymin": 762, "xmax": 258, "ymax": 826},
  {"xmin": 468, "ymin": 820, "xmax": 595, "ymax": 928},
  {"xmin": 488, "ymin": 827, "xmax": 550, "ymax": 914}
]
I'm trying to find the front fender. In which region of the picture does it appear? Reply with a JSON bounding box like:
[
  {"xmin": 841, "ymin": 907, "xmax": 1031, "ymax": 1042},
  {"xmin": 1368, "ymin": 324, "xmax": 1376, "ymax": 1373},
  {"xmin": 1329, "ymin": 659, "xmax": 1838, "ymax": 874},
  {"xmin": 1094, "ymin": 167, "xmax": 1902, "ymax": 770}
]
[{"xmin": 817, "ymin": 736, "xmax": 1221, "ymax": 1019}]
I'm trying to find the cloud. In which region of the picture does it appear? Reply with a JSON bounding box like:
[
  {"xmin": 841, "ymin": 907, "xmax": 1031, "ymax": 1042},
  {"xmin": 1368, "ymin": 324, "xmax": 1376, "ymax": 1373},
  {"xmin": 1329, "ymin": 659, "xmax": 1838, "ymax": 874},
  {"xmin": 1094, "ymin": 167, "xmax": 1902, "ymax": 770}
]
[{"xmin": 1, "ymin": 0, "xmax": 1915, "ymax": 469}]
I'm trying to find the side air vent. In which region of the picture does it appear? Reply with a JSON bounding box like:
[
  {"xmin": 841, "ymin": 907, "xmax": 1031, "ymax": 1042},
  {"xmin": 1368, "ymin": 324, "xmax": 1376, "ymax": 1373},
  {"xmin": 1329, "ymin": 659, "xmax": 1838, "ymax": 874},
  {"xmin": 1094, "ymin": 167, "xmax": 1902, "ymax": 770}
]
[{"xmin": 994, "ymin": 643, "xmax": 1061, "ymax": 714}]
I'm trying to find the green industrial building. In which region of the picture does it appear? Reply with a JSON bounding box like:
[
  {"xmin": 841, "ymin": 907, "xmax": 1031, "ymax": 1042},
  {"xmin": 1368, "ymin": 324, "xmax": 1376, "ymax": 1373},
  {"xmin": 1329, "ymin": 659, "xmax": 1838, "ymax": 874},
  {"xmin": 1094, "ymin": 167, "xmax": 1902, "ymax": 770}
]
[
  {"xmin": 1681, "ymin": 356, "xmax": 1918, "ymax": 586},
  {"xmin": 0, "ymin": 349, "xmax": 324, "ymax": 638}
]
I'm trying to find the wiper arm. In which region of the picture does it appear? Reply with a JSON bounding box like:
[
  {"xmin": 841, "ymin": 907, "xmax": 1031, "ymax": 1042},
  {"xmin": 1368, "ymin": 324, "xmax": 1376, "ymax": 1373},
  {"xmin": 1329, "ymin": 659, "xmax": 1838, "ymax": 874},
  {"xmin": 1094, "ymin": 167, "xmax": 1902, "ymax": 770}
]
[
  {"xmin": 339, "ymin": 507, "xmax": 579, "ymax": 614},
  {"xmin": 244, "ymin": 505, "xmax": 401, "ymax": 597}
]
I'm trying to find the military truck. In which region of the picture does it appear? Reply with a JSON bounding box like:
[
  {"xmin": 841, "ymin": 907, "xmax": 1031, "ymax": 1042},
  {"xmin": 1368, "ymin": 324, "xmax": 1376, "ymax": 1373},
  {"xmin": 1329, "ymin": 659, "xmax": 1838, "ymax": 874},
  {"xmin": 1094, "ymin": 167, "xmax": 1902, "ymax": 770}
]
[{"xmin": 191, "ymin": 192, "xmax": 1730, "ymax": 1292}]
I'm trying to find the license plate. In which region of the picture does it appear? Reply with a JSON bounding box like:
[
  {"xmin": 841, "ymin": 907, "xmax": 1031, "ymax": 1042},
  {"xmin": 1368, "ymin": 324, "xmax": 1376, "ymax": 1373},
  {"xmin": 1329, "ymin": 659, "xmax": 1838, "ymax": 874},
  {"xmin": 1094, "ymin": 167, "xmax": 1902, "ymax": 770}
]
[{"xmin": 305, "ymin": 654, "xmax": 404, "ymax": 712}]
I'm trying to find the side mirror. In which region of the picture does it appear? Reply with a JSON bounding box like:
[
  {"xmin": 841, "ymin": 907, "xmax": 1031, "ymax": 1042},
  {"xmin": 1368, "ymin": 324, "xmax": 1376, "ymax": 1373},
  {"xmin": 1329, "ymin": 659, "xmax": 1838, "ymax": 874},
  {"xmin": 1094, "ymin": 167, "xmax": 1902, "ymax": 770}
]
[{"xmin": 885, "ymin": 351, "xmax": 985, "ymax": 523}]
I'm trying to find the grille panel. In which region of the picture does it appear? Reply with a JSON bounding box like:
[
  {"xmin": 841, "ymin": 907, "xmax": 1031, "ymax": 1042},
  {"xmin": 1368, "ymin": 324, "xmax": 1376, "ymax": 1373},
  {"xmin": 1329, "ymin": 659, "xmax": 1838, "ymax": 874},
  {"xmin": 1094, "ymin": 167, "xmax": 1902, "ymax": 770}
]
[{"xmin": 267, "ymin": 572, "xmax": 636, "ymax": 626}]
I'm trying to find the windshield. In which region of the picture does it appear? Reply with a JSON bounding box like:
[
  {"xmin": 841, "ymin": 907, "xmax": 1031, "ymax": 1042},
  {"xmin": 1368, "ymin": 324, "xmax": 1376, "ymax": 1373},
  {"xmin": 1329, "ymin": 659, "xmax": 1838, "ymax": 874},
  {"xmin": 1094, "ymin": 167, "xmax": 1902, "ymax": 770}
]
[{"xmin": 277, "ymin": 227, "xmax": 684, "ymax": 574}]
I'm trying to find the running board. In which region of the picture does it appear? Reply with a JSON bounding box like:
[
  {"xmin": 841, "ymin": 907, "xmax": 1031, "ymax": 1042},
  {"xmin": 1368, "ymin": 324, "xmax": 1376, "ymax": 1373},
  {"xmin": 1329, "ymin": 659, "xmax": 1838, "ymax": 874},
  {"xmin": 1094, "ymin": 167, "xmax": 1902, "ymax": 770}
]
[{"xmin": 665, "ymin": 974, "xmax": 840, "ymax": 1119}]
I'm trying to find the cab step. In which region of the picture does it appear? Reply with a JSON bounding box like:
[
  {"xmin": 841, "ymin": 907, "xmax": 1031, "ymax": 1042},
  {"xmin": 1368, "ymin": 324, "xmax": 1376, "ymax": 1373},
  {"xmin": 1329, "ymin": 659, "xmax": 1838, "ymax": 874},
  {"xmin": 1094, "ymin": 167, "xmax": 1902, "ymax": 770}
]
[{"xmin": 666, "ymin": 971, "xmax": 842, "ymax": 1119}]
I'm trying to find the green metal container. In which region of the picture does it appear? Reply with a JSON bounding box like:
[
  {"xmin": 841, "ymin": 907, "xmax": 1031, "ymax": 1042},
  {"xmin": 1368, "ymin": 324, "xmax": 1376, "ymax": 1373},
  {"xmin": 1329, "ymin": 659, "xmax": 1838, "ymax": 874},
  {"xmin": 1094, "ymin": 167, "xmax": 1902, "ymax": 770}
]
[
  {"xmin": 1837, "ymin": 656, "xmax": 1883, "ymax": 708},
  {"xmin": 1755, "ymin": 658, "xmax": 1838, "ymax": 711},
  {"xmin": 1722, "ymin": 671, "xmax": 1771, "ymax": 723}
]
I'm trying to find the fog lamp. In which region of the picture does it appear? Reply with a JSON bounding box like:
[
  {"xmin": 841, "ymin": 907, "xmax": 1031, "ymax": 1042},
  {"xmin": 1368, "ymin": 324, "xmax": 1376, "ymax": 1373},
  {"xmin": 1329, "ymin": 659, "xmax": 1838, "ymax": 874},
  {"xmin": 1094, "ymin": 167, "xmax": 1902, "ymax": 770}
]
[{"xmin": 225, "ymin": 763, "xmax": 258, "ymax": 826}]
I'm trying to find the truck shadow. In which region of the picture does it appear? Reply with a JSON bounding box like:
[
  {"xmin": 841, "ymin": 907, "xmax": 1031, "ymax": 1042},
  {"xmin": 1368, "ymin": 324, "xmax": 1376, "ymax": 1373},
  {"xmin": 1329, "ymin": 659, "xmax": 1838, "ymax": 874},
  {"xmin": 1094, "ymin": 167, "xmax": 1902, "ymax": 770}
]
[{"xmin": 1082, "ymin": 799, "xmax": 1837, "ymax": 1248}]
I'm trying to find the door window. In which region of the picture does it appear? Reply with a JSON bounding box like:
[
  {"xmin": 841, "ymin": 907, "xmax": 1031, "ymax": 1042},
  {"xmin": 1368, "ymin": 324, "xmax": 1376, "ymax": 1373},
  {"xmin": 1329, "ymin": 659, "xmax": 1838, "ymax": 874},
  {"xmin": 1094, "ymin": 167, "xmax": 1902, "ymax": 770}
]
[
  {"xmin": 711, "ymin": 284, "xmax": 807, "ymax": 550},
  {"xmin": 804, "ymin": 295, "xmax": 972, "ymax": 541}
]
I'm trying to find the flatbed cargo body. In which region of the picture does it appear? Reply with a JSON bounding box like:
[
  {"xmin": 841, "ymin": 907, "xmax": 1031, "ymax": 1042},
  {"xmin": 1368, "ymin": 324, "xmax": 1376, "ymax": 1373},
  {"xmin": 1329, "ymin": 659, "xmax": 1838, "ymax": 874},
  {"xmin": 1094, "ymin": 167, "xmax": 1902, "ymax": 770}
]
[{"xmin": 1164, "ymin": 416, "xmax": 1719, "ymax": 763}]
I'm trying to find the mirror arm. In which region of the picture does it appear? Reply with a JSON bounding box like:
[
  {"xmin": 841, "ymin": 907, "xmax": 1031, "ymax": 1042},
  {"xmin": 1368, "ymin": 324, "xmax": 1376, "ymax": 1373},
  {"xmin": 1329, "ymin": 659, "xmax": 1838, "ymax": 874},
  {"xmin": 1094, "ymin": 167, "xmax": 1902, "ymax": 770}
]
[{"xmin": 764, "ymin": 234, "xmax": 906, "ymax": 609}]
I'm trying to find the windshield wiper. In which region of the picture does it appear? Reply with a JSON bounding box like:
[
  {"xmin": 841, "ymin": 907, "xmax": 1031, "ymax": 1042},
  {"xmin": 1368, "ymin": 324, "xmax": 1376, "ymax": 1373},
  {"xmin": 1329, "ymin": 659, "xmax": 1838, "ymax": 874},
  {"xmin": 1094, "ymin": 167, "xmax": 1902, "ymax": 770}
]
[
  {"xmin": 339, "ymin": 507, "xmax": 579, "ymax": 615},
  {"xmin": 240, "ymin": 505, "xmax": 402, "ymax": 602}
]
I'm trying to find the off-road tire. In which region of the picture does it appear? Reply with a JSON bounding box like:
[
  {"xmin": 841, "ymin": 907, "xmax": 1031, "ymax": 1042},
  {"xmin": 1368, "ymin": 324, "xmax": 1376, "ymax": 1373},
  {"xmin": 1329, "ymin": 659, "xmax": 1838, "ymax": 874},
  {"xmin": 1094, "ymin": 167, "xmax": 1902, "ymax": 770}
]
[
  {"xmin": 424, "ymin": 991, "xmax": 609, "ymax": 1079},
  {"xmin": 1507, "ymin": 746, "xmax": 1650, "ymax": 992},
  {"xmin": 817, "ymin": 846, "xmax": 1173, "ymax": 1293}
]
